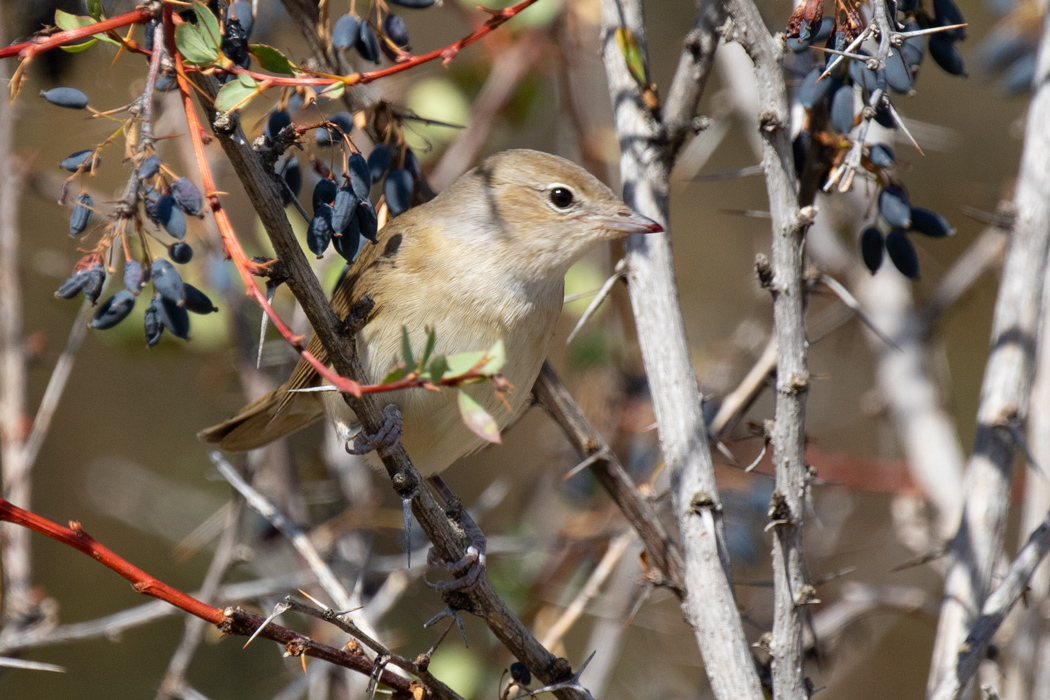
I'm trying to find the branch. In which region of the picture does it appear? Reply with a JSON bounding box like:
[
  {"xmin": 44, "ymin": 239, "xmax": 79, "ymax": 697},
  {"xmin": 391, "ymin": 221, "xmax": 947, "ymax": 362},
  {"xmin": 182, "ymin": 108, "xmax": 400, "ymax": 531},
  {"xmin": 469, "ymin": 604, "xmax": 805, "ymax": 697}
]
[
  {"xmin": 599, "ymin": 1, "xmax": 763, "ymax": 698},
  {"xmin": 930, "ymin": 504, "xmax": 1050, "ymax": 700},
  {"xmin": 0, "ymin": 573, "xmax": 308, "ymax": 653},
  {"xmin": 191, "ymin": 0, "xmax": 543, "ymax": 90},
  {"xmin": 533, "ymin": 362, "xmax": 684, "ymax": 593},
  {"xmin": 181, "ymin": 42, "xmax": 591, "ymax": 700},
  {"xmin": 164, "ymin": 11, "xmax": 362, "ymax": 399},
  {"xmin": 928, "ymin": 12, "xmax": 1050, "ymax": 696},
  {"xmin": 0, "ymin": 0, "xmax": 29, "ymax": 622},
  {"xmin": 0, "ymin": 6, "xmax": 154, "ymax": 60},
  {"xmin": 0, "ymin": 497, "xmax": 416, "ymax": 698},
  {"xmin": 723, "ymin": 1, "xmax": 812, "ymax": 697},
  {"xmin": 661, "ymin": 0, "xmax": 726, "ymax": 160}
]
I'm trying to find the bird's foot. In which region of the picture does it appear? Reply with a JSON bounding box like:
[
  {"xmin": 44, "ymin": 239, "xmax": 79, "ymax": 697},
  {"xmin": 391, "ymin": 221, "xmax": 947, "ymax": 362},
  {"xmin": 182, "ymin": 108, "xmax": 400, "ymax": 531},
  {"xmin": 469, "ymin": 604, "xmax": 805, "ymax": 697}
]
[
  {"xmin": 425, "ymin": 542, "xmax": 487, "ymax": 592},
  {"xmin": 345, "ymin": 404, "xmax": 403, "ymax": 458},
  {"xmin": 423, "ymin": 485, "xmax": 488, "ymax": 592}
]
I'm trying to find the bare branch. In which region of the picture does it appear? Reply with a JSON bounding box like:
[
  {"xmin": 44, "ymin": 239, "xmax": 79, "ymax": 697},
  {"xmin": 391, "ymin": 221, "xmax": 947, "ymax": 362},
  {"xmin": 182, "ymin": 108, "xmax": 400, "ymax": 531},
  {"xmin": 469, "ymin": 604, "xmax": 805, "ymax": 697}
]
[
  {"xmin": 662, "ymin": 0, "xmax": 726, "ymax": 159},
  {"xmin": 533, "ymin": 362, "xmax": 684, "ymax": 592},
  {"xmin": 599, "ymin": 1, "xmax": 763, "ymax": 698},
  {"xmin": 928, "ymin": 13, "xmax": 1050, "ymax": 695},
  {"xmin": 931, "ymin": 504, "xmax": 1050, "ymax": 700},
  {"xmin": 722, "ymin": 1, "xmax": 812, "ymax": 697},
  {"xmin": 0, "ymin": 35, "xmax": 28, "ymax": 627}
]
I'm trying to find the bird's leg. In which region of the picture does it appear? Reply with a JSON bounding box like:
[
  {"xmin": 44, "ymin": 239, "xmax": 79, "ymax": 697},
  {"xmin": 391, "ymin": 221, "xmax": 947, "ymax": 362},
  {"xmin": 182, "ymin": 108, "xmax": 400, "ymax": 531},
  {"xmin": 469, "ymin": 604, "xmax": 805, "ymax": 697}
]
[
  {"xmin": 424, "ymin": 475, "xmax": 488, "ymax": 592},
  {"xmin": 345, "ymin": 404, "xmax": 403, "ymax": 458}
]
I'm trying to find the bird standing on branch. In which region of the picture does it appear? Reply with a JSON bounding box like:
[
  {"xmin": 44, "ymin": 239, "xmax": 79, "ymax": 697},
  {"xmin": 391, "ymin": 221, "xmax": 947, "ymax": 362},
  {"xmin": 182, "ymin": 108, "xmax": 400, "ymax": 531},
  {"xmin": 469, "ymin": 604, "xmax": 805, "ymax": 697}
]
[
  {"xmin": 200, "ymin": 149, "xmax": 660, "ymax": 465},
  {"xmin": 199, "ymin": 149, "xmax": 660, "ymax": 582}
]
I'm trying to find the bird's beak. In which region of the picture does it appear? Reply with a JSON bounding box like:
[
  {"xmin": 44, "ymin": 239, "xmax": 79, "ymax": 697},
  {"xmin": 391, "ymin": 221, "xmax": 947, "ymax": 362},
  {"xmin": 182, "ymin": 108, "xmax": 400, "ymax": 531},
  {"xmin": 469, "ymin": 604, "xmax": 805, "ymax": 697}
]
[{"xmin": 599, "ymin": 209, "xmax": 664, "ymax": 234}]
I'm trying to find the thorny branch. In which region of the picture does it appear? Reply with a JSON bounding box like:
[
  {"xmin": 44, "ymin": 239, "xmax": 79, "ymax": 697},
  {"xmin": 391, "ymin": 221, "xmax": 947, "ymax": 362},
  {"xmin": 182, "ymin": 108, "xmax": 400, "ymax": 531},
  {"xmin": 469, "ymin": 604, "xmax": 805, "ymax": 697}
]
[
  {"xmin": 533, "ymin": 362, "xmax": 685, "ymax": 593},
  {"xmin": 0, "ymin": 497, "xmax": 418, "ymax": 697},
  {"xmin": 928, "ymin": 11, "xmax": 1050, "ymax": 697},
  {"xmin": 600, "ymin": 0, "xmax": 764, "ymax": 698},
  {"xmin": 180, "ymin": 34, "xmax": 593, "ymax": 700},
  {"xmin": 724, "ymin": 0, "xmax": 813, "ymax": 698}
]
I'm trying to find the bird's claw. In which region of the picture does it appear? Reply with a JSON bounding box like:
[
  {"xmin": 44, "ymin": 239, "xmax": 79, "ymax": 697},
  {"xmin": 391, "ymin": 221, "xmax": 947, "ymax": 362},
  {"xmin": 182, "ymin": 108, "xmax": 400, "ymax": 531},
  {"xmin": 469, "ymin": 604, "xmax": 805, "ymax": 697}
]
[
  {"xmin": 425, "ymin": 544, "xmax": 486, "ymax": 592},
  {"xmin": 346, "ymin": 404, "xmax": 403, "ymax": 458}
]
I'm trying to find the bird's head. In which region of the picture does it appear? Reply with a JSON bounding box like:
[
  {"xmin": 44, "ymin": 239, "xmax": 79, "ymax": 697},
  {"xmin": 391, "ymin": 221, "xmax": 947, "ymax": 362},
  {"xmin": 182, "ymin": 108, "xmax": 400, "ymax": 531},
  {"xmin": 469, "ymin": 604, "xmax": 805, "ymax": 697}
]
[{"xmin": 434, "ymin": 149, "xmax": 662, "ymax": 280}]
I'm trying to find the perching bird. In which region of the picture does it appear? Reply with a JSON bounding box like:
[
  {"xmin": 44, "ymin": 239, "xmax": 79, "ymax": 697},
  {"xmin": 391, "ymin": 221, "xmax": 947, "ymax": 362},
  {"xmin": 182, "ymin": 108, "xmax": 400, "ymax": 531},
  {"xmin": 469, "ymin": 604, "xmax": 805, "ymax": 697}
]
[{"xmin": 198, "ymin": 149, "xmax": 660, "ymax": 475}]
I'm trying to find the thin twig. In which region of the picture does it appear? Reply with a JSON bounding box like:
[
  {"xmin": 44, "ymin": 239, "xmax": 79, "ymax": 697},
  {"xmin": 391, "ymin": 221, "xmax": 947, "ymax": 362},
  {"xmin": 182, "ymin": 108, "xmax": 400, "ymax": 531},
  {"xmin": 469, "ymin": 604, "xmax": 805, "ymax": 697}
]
[
  {"xmin": 155, "ymin": 499, "xmax": 245, "ymax": 700},
  {"xmin": 540, "ymin": 530, "xmax": 635, "ymax": 649}
]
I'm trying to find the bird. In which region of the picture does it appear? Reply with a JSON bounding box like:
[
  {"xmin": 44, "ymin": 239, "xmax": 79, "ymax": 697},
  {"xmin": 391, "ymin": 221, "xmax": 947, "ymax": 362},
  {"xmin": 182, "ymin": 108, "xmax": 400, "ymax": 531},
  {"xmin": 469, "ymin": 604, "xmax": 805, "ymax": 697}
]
[{"xmin": 198, "ymin": 149, "xmax": 661, "ymax": 477}]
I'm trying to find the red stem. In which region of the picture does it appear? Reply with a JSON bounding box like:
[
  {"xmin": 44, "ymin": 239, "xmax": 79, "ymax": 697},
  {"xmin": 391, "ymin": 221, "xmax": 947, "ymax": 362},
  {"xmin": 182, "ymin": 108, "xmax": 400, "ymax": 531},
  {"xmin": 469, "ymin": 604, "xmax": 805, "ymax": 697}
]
[
  {"xmin": 0, "ymin": 497, "xmax": 414, "ymax": 696},
  {"xmin": 225, "ymin": 0, "xmax": 541, "ymax": 88},
  {"xmin": 0, "ymin": 7, "xmax": 153, "ymax": 60},
  {"xmin": 164, "ymin": 7, "xmax": 363, "ymax": 397},
  {"xmin": 0, "ymin": 497, "xmax": 222, "ymax": 621},
  {"xmin": 0, "ymin": 2, "xmax": 540, "ymax": 95}
]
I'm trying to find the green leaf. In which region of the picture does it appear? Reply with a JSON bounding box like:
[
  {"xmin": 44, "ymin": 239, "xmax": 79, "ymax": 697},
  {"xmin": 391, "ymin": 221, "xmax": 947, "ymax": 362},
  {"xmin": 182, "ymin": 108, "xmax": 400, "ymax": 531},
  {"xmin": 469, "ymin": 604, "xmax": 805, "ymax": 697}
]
[
  {"xmin": 428, "ymin": 355, "xmax": 449, "ymax": 384},
  {"xmin": 615, "ymin": 27, "xmax": 648, "ymax": 87},
  {"xmin": 86, "ymin": 0, "xmax": 104, "ymax": 20},
  {"xmin": 60, "ymin": 38, "xmax": 99, "ymax": 53},
  {"xmin": 54, "ymin": 10, "xmax": 86, "ymax": 31},
  {"xmin": 400, "ymin": 327, "xmax": 415, "ymax": 367},
  {"xmin": 193, "ymin": 1, "xmax": 222, "ymax": 52},
  {"xmin": 54, "ymin": 9, "xmax": 118, "ymax": 47},
  {"xmin": 381, "ymin": 365, "xmax": 409, "ymax": 384},
  {"xmin": 250, "ymin": 44, "xmax": 295, "ymax": 75},
  {"xmin": 320, "ymin": 82, "xmax": 345, "ymax": 100},
  {"xmin": 419, "ymin": 327, "xmax": 436, "ymax": 370},
  {"xmin": 444, "ymin": 350, "xmax": 486, "ymax": 378},
  {"xmin": 458, "ymin": 391, "xmax": 501, "ymax": 444},
  {"xmin": 479, "ymin": 339, "xmax": 505, "ymax": 375},
  {"xmin": 215, "ymin": 76, "xmax": 258, "ymax": 112},
  {"xmin": 175, "ymin": 23, "xmax": 219, "ymax": 65}
]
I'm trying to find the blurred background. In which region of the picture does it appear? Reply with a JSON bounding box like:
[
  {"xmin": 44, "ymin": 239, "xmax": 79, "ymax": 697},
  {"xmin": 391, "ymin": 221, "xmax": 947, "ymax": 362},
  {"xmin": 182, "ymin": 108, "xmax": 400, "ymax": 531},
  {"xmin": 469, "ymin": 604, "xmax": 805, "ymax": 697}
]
[{"xmin": 0, "ymin": 0, "xmax": 1036, "ymax": 698}]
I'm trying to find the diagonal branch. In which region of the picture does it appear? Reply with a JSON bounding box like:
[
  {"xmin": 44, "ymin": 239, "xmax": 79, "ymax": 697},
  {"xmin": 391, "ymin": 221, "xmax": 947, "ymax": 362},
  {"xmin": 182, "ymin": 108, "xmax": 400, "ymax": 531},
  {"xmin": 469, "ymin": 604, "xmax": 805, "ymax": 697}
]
[
  {"xmin": 661, "ymin": 0, "xmax": 726, "ymax": 161},
  {"xmin": 0, "ymin": 497, "xmax": 418, "ymax": 697},
  {"xmin": 182, "ymin": 48, "xmax": 591, "ymax": 700},
  {"xmin": 533, "ymin": 362, "xmax": 684, "ymax": 593},
  {"xmin": 930, "ymin": 504, "xmax": 1050, "ymax": 700}
]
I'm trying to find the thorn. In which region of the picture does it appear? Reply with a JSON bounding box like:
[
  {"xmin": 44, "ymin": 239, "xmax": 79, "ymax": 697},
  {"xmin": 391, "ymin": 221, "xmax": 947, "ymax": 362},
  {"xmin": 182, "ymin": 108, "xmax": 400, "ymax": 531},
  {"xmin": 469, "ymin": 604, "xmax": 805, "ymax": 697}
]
[
  {"xmin": 244, "ymin": 602, "xmax": 290, "ymax": 649},
  {"xmin": 566, "ymin": 259, "xmax": 626, "ymax": 345},
  {"xmin": 425, "ymin": 607, "xmax": 468, "ymax": 646},
  {"xmin": 257, "ymin": 282, "xmax": 278, "ymax": 369},
  {"xmin": 519, "ymin": 651, "xmax": 598, "ymax": 698}
]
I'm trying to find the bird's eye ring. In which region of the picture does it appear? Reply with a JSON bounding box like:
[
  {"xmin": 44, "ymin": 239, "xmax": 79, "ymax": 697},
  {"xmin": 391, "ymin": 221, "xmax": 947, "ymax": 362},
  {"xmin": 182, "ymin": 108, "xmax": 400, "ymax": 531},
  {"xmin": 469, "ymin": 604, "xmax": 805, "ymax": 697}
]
[{"xmin": 549, "ymin": 186, "xmax": 574, "ymax": 209}]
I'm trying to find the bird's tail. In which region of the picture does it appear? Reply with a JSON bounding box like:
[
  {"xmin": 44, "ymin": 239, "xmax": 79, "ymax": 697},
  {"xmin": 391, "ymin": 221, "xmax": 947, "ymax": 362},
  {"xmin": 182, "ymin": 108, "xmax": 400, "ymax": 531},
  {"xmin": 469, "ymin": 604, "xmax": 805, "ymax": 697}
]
[{"xmin": 197, "ymin": 385, "xmax": 324, "ymax": 452}]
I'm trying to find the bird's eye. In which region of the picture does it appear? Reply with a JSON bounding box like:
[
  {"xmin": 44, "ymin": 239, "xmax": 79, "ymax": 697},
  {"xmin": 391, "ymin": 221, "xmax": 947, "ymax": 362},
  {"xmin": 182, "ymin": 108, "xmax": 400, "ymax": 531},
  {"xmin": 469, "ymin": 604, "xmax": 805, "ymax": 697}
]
[{"xmin": 549, "ymin": 187, "xmax": 574, "ymax": 209}]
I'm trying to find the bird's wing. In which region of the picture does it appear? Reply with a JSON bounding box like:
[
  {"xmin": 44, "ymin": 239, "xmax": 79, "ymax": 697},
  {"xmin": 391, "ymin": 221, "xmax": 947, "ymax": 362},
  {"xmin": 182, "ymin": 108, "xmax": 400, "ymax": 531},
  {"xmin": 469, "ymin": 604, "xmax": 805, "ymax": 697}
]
[
  {"xmin": 278, "ymin": 224, "xmax": 408, "ymax": 407},
  {"xmin": 198, "ymin": 213, "xmax": 419, "ymax": 452}
]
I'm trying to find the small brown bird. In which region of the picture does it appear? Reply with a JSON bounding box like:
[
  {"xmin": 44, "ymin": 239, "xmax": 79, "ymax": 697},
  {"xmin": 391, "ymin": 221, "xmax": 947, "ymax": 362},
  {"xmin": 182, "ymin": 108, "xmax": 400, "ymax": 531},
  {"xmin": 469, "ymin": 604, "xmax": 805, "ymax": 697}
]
[{"xmin": 199, "ymin": 149, "xmax": 660, "ymax": 474}]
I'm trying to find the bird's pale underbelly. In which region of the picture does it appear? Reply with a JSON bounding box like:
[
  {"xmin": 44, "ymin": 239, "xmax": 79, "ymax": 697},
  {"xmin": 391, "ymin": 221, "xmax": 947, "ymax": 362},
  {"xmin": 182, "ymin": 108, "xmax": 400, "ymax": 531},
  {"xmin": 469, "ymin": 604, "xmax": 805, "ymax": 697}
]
[{"xmin": 320, "ymin": 291, "xmax": 559, "ymax": 475}]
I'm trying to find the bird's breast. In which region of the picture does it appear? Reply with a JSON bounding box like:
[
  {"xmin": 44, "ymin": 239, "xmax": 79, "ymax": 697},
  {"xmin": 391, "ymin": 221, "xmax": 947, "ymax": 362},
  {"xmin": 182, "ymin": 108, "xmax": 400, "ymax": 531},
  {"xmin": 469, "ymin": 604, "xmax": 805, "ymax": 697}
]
[{"xmin": 326, "ymin": 272, "xmax": 563, "ymax": 476}]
